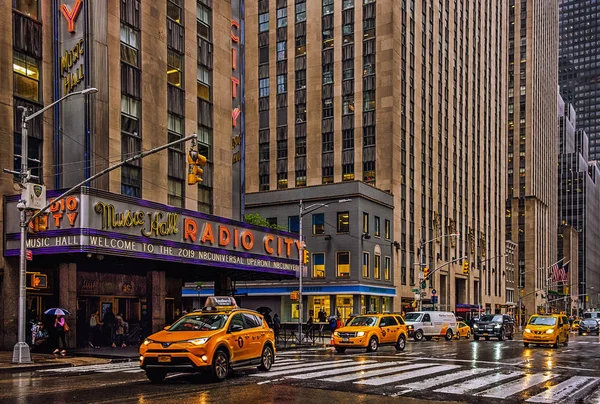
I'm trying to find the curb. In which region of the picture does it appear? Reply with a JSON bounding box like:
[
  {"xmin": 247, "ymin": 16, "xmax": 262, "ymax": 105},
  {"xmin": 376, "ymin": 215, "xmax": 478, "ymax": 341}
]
[{"xmin": 0, "ymin": 362, "xmax": 72, "ymax": 373}]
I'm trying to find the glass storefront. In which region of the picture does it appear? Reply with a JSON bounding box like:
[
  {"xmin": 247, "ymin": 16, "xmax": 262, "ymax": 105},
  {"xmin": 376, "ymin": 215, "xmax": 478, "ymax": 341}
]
[
  {"xmin": 309, "ymin": 296, "xmax": 330, "ymax": 319},
  {"xmin": 336, "ymin": 295, "xmax": 353, "ymax": 321}
]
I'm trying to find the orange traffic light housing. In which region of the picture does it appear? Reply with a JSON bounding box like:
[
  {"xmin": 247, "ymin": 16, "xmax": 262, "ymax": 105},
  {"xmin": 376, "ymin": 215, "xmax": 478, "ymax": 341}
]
[
  {"xmin": 187, "ymin": 145, "xmax": 207, "ymax": 185},
  {"xmin": 462, "ymin": 260, "xmax": 470, "ymax": 275},
  {"xmin": 303, "ymin": 249, "xmax": 310, "ymax": 264},
  {"xmin": 423, "ymin": 267, "xmax": 430, "ymax": 279}
]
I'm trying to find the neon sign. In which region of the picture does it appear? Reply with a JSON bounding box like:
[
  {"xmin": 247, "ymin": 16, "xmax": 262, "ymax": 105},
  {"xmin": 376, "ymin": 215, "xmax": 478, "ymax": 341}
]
[{"xmin": 60, "ymin": 0, "xmax": 82, "ymax": 33}]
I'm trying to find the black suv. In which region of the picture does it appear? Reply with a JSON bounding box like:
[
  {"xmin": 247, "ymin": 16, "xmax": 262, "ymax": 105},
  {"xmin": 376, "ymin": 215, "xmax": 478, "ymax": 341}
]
[
  {"xmin": 579, "ymin": 319, "xmax": 599, "ymax": 335},
  {"xmin": 473, "ymin": 314, "xmax": 515, "ymax": 341}
]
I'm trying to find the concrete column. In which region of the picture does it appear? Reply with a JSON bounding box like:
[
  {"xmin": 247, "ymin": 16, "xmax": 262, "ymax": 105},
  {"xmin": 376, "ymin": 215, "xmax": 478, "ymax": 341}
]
[
  {"xmin": 147, "ymin": 271, "xmax": 166, "ymax": 334},
  {"xmin": 59, "ymin": 263, "xmax": 77, "ymax": 349},
  {"xmin": 1, "ymin": 259, "xmax": 19, "ymax": 350}
]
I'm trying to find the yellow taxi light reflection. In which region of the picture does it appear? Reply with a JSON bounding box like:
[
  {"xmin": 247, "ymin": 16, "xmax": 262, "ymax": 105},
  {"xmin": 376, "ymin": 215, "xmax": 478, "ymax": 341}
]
[
  {"xmin": 524, "ymin": 328, "xmax": 531, "ymax": 333},
  {"xmin": 189, "ymin": 337, "xmax": 210, "ymax": 345},
  {"xmin": 333, "ymin": 331, "xmax": 339, "ymax": 337},
  {"xmin": 356, "ymin": 331, "xmax": 365, "ymax": 337},
  {"xmin": 139, "ymin": 356, "xmax": 144, "ymax": 361},
  {"xmin": 143, "ymin": 339, "xmax": 153, "ymax": 346},
  {"xmin": 545, "ymin": 329, "xmax": 554, "ymax": 334}
]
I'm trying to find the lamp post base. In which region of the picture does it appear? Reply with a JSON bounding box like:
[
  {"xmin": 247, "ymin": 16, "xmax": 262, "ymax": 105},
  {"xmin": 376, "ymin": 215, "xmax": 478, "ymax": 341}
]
[{"xmin": 12, "ymin": 342, "xmax": 32, "ymax": 364}]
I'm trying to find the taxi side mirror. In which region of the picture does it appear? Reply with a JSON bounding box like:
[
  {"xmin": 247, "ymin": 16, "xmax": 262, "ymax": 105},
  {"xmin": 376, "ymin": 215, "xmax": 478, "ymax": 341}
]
[
  {"xmin": 229, "ymin": 324, "xmax": 243, "ymax": 333},
  {"xmin": 163, "ymin": 326, "xmax": 170, "ymax": 330}
]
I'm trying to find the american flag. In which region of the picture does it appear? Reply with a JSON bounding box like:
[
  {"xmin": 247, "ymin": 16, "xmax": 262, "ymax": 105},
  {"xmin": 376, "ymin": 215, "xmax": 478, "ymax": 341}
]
[
  {"xmin": 559, "ymin": 263, "xmax": 569, "ymax": 283},
  {"xmin": 550, "ymin": 262, "xmax": 560, "ymax": 283}
]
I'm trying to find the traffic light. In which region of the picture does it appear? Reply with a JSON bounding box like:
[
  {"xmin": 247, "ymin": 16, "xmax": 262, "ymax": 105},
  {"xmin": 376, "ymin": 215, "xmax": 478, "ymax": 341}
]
[
  {"xmin": 303, "ymin": 249, "xmax": 310, "ymax": 264},
  {"xmin": 187, "ymin": 143, "xmax": 207, "ymax": 185},
  {"xmin": 462, "ymin": 260, "xmax": 470, "ymax": 274},
  {"xmin": 26, "ymin": 272, "xmax": 47, "ymax": 289},
  {"xmin": 28, "ymin": 212, "xmax": 47, "ymax": 233},
  {"xmin": 423, "ymin": 267, "xmax": 430, "ymax": 279}
]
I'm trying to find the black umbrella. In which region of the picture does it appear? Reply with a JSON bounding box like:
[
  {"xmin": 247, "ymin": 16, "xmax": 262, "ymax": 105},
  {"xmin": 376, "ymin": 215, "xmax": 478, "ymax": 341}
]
[{"xmin": 256, "ymin": 307, "xmax": 272, "ymax": 314}]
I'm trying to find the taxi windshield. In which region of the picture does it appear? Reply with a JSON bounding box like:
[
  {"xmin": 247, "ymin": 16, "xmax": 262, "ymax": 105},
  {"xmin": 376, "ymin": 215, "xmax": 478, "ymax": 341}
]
[
  {"xmin": 480, "ymin": 315, "xmax": 503, "ymax": 323},
  {"xmin": 348, "ymin": 316, "xmax": 378, "ymax": 327},
  {"xmin": 528, "ymin": 316, "xmax": 556, "ymax": 326},
  {"xmin": 169, "ymin": 314, "xmax": 228, "ymax": 331},
  {"xmin": 403, "ymin": 313, "xmax": 422, "ymax": 322}
]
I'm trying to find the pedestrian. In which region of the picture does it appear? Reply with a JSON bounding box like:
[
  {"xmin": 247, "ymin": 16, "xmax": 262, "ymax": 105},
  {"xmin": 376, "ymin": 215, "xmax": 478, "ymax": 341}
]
[
  {"xmin": 318, "ymin": 310, "xmax": 326, "ymax": 323},
  {"xmin": 273, "ymin": 313, "xmax": 281, "ymax": 338},
  {"xmin": 264, "ymin": 312, "xmax": 273, "ymax": 328},
  {"xmin": 102, "ymin": 307, "xmax": 116, "ymax": 347},
  {"xmin": 329, "ymin": 316, "xmax": 337, "ymax": 332},
  {"xmin": 89, "ymin": 310, "xmax": 101, "ymax": 348},
  {"xmin": 33, "ymin": 323, "xmax": 49, "ymax": 353},
  {"xmin": 52, "ymin": 314, "xmax": 68, "ymax": 356},
  {"xmin": 115, "ymin": 312, "xmax": 127, "ymax": 348}
]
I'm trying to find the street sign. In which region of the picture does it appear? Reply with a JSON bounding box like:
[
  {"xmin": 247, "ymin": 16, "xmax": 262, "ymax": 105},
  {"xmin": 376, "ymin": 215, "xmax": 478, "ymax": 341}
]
[
  {"xmin": 431, "ymin": 289, "xmax": 437, "ymax": 295},
  {"xmin": 412, "ymin": 288, "xmax": 419, "ymax": 293},
  {"xmin": 418, "ymin": 272, "xmax": 424, "ymax": 280},
  {"xmin": 290, "ymin": 291, "xmax": 299, "ymax": 301},
  {"xmin": 26, "ymin": 250, "xmax": 32, "ymax": 261},
  {"xmin": 431, "ymin": 296, "xmax": 438, "ymax": 303},
  {"xmin": 414, "ymin": 293, "xmax": 421, "ymax": 300},
  {"xmin": 421, "ymin": 281, "xmax": 426, "ymax": 289}
]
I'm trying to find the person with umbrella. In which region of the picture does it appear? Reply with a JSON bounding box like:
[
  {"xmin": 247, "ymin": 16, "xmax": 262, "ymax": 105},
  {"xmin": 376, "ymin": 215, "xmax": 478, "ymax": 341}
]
[
  {"xmin": 257, "ymin": 307, "xmax": 273, "ymax": 328},
  {"xmin": 45, "ymin": 308, "xmax": 69, "ymax": 357}
]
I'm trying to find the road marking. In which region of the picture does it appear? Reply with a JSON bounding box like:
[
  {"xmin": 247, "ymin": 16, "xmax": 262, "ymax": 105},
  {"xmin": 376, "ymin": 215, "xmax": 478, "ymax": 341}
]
[
  {"xmin": 268, "ymin": 360, "xmax": 348, "ymax": 372},
  {"xmin": 38, "ymin": 362, "xmax": 139, "ymax": 373},
  {"xmin": 400, "ymin": 367, "xmax": 494, "ymax": 390},
  {"xmin": 584, "ymin": 385, "xmax": 600, "ymax": 404},
  {"xmin": 321, "ymin": 363, "xmax": 431, "ymax": 383},
  {"xmin": 356, "ymin": 364, "xmax": 461, "ymax": 386},
  {"xmin": 435, "ymin": 370, "xmax": 524, "ymax": 394},
  {"xmin": 476, "ymin": 372, "xmax": 558, "ymax": 398},
  {"xmin": 251, "ymin": 359, "xmax": 362, "ymax": 378},
  {"xmin": 526, "ymin": 376, "xmax": 599, "ymax": 403},
  {"xmin": 122, "ymin": 369, "xmax": 144, "ymax": 373},
  {"xmin": 286, "ymin": 361, "xmax": 404, "ymax": 379},
  {"xmin": 395, "ymin": 356, "xmax": 525, "ymax": 367}
]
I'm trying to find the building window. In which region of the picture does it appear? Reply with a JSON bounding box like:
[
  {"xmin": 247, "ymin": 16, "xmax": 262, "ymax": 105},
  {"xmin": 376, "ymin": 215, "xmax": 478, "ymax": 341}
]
[
  {"xmin": 362, "ymin": 252, "xmax": 370, "ymax": 278},
  {"xmin": 323, "ymin": 29, "xmax": 334, "ymax": 48},
  {"xmin": 277, "ymin": 172, "xmax": 288, "ymax": 189},
  {"xmin": 266, "ymin": 217, "xmax": 278, "ymax": 227},
  {"xmin": 385, "ymin": 219, "xmax": 390, "ymax": 239},
  {"xmin": 374, "ymin": 216, "xmax": 380, "ymax": 237},
  {"xmin": 277, "ymin": 41, "xmax": 287, "ymax": 61},
  {"xmin": 197, "ymin": 3, "xmax": 211, "ymax": 40},
  {"xmin": 323, "ymin": 64, "xmax": 333, "ymax": 84},
  {"xmin": 288, "ymin": 215, "xmax": 300, "ymax": 233},
  {"xmin": 295, "ymin": 69, "xmax": 306, "ymax": 89},
  {"xmin": 384, "ymin": 256, "xmax": 391, "ymax": 280},
  {"xmin": 197, "ymin": 125, "xmax": 213, "ymax": 160},
  {"xmin": 363, "ymin": 90, "xmax": 376, "ymax": 111},
  {"xmin": 295, "ymin": 36, "xmax": 307, "ymax": 56},
  {"xmin": 337, "ymin": 211, "xmax": 349, "ymax": 233},
  {"xmin": 277, "ymin": 74, "xmax": 287, "ymax": 94},
  {"xmin": 295, "ymin": 104, "xmax": 306, "ymax": 123},
  {"xmin": 323, "ymin": 0, "xmax": 334, "ymax": 15},
  {"xmin": 197, "ymin": 66, "xmax": 211, "ymax": 101},
  {"xmin": 167, "ymin": 49, "xmax": 183, "ymax": 87},
  {"xmin": 322, "ymin": 166, "xmax": 333, "ymax": 184},
  {"xmin": 374, "ymin": 254, "xmax": 381, "ymax": 279},
  {"xmin": 322, "ymin": 132, "xmax": 333, "ymax": 152},
  {"xmin": 13, "ymin": 52, "xmax": 39, "ymax": 102},
  {"xmin": 343, "ymin": 23, "xmax": 354, "ymax": 44},
  {"xmin": 362, "ymin": 212, "xmax": 369, "ymax": 234},
  {"xmin": 312, "ymin": 213, "xmax": 325, "ymax": 235},
  {"xmin": 295, "ymin": 2, "xmax": 306, "ymax": 22},
  {"xmin": 313, "ymin": 253, "xmax": 325, "ymax": 278},
  {"xmin": 168, "ymin": 113, "xmax": 184, "ymax": 149},
  {"xmin": 121, "ymin": 95, "xmax": 140, "ymax": 135},
  {"xmin": 120, "ymin": 23, "xmax": 140, "ymax": 67},
  {"xmin": 14, "ymin": 0, "xmax": 39, "ymax": 19},
  {"xmin": 277, "ymin": 7, "xmax": 287, "ymax": 27},
  {"xmin": 259, "ymin": 12, "xmax": 269, "ymax": 32},
  {"xmin": 13, "ymin": 133, "xmax": 42, "ymax": 182},
  {"xmin": 343, "ymin": 95, "xmax": 354, "ymax": 115},
  {"xmin": 168, "ymin": 177, "xmax": 184, "ymax": 207},
  {"xmin": 295, "ymin": 169, "xmax": 306, "ymax": 187},
  {"xmin": 342, "ymin": 163, "xmax": 354, "ymax": 181},
  {"xmin": 343, "ymin": 0, "xmax": 354, "ymax": 9},
  {"xmin": 343, "ymin": 60, "xmax": 354, "ymax": 80},
  {"xmin": 167, "ymin": 0, "xmax": 183, "ymax": 24},
  {"xmin": 337, "ymin": 252, "xmax": 350, "ymax": 278},
  {"xmin": 121, "ymin": 165, "xmax": 141, "ymax": 197},
  {"xmin": 322, "ymin": 98, "xmax": 333, "ymax": 118},
  {"xmin": 197, "ymin": 186, "xmax": 212, "ymax": 213},
  {"xmin": 259, "ymin": 78, "xmax": 270, "ymax": 97},
  {"xmin": 342, "ymin": 129, "xmax": 354, "ymax": 149},
  {"xmin": 363, "ymin": 160, "xmax": 376, "ymax": 182}
]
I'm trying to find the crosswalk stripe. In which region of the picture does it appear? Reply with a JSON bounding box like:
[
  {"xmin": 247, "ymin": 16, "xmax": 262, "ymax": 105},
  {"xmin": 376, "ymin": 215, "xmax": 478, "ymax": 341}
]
[
  {"xmin": 526, "ymin": 376, "xmax": 599, "ymax": 403},
  {"xmin": 251, "ymin": 359, "xmax": 360, "ymax": 378},
  {"xmin": 356, "ymin": 365, "xmax": 461, "ymax": 386},
  {"xmin": 435, "ymin": 371, "xmax": 524, "ymax": 394},
  {"xmin": 400, "ymin": 367, "xmax": 493, "ymax": 391},
  {"xmin": 476, "ymin": 373, "xmax": 558, "ymax": 398},
  {"xmin": 267, "ymin": 360, "xmax": 352, "ymax": 372},
  {"xmin": 286, "ymin": 361, "xmax": 404, "ymax": 379},
  {"xmin": 273, "ymin": 359, "xmax": 300, "ymax": 365},
  {"xmin": 123, "ymin": 369, "xmax": 145, "ymax": 373},
  {"xmin": 321, "ymin": 362, "xmax": 430, "ymax": 383}
]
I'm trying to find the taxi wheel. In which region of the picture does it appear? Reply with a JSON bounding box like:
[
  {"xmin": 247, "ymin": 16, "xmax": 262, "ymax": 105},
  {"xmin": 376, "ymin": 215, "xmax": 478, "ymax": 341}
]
[
  {"xmin": 395, "ymin": 335, "xmax": 406, "ymax": 351},
  {"xmin": 335, "ymin": 347, "xmax": 346, "ymax": 353},
  {"xmin": 466, "ymin": 331, "xmax": 471, "ymax": 339},
  {"xmin": 523, "ymin": 342, "xmax": 529, "ymax": 347},
  {"xmin": 445, "ymin": 330, "xmax": 453, "ymax": 341},
  {"xmin": 414, "ymin": 330, "xmax": 424, "ymax": 342},
  {"xmin": 146, "ymin": 370, "xmax": 166, "ymax": 384},
  {"xmin": 553, "ymin": 337, "xmax": 560, "ymax": 349},
  {"xmin": 367, "ymin": 336, "xmax": 379, "ymax": 352},
  {"xmin": 564, "ymin": 335, "xmax": 569, "ymax": 346},
  {"xmin": 455, "ymin": 332, "xmax": 460, "ymax": 340},
  {"xmin": 212, "ymin": 349, "xmax": 230, "ymax": 382},
  {"xmin": 258, "ymin": 345, "xmax": 274, "ymax": 371}
]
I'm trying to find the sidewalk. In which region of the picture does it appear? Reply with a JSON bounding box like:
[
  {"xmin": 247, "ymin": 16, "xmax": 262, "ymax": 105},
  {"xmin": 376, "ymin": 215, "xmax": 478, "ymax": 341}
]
[{"xmin": 0, "ymin": 350, "xmax": 111, "ymax": 373}]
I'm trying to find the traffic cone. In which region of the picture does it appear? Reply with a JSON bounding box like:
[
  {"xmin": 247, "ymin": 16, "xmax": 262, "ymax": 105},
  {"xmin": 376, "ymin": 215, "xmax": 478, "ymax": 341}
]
[{"xmin": 330, "ymin": 334, "xmax": 334, "ymax": 346}]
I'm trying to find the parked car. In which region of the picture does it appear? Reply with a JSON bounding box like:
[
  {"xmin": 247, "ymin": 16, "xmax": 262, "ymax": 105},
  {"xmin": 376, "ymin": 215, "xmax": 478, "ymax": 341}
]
[
  {"xmin": 473, "ymin": 314, "xmax": 514, "ymax": 341},
  {"xmin": 404, "ymin": 311, "xmax": 457, "ymax": 341},
  {"xmin": 578, "ymin": 319, "xmax": 600, "ymax": 336}
]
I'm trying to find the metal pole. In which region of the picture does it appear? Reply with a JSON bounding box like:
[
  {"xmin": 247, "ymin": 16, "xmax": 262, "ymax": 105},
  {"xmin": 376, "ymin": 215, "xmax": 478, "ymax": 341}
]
[
  {"xmin": 418, "ymin": 237, "xmax": 423, "ymax": 311},
  {"xmin": 298, "ymin": 200, "xmax": 303, "ymax": 344},
  {"xmin": 14, "ymin": 108, "xmax": 32, "ymax": 363}
]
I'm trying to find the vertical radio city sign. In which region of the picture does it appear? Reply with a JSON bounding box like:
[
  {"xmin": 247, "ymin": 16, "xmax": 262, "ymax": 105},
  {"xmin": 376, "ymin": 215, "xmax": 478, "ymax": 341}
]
[{"xmin": 230, "ymin": 0, "xmax": 245, "ymax": 221}]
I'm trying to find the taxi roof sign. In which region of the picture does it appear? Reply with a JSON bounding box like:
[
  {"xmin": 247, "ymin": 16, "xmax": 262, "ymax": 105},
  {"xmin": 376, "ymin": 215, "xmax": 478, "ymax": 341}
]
[{"xmin": 202, "ymin": 296, "xmax": 238, "ymax": 311}]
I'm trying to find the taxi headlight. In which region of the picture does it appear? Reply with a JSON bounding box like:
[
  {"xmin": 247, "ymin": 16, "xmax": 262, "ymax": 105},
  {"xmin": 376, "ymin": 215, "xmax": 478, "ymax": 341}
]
[
  {"xmin": 407, "ymin": 325, "xmax": 414, "ymax": 330},
  {"xmin": 356, "ymin": 331, "xmax": 365, "ymax": 337},
  {"xmin": 524, "ymin": 328, "xmax": 531, "ymax": 333},
  {"xmin": 545, "ymin": 329, "xmax": 555, "ymax": 334},
  {"xmin": 143, "ymin": 338, "xmax": 154, "ymax": 346},
  {"xmin": 189, "ymin": 337, "xmax": 210, "ymax": 345},
  {"xmin": 333, "ymin": 331, "xmax": 339, "ymax": 337},
  {"xmin": 473, "ymin": 324, "xmax": 478, "ymax": 329}
]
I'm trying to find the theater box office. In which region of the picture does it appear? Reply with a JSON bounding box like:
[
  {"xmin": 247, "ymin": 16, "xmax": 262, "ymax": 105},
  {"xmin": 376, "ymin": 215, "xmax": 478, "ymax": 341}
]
[{"xmin": 2, "ymin": 187, "xmax": 299, "ymax": 349}]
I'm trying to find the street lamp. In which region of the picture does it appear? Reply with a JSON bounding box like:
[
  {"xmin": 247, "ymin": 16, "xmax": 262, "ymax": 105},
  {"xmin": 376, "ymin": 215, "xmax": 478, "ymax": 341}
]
[
  {"xmin": 297, "ymin": 198, "xmax": 351, "ymax": 344},
  {"xmin": 11, "ymin": 88, "xmax": 98, "ymax": 364}
]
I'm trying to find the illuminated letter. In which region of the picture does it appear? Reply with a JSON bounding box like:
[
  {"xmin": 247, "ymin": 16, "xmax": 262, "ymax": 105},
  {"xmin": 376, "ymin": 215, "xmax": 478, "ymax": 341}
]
[
  {"xmin": 231, "ymin": 77, "xmax": 240, "ymax": 98},
  {"xmin": 231, "ymin": 20, "xmax": 240, "ymax": 43},
  {"xmin": 219, "ymin": 225, "xmax": 231, "ymax": 246},
  {"xmin": 184, "ymin": 218, "xmax": 197, "ymax": 242},
  {"xmin": 60, "ymin": 0, "xmax": 83, "ymax": 33},
  {"xmin": 232, "ymin": 108, "xmax": 241, "ymax": 127},
  {"xmin": 201, "ymin": 223, "xmax": 215, "ymax": 244},
  {"xmin": 284, "ymin": 238, "xmax": 294, "ymax": 257},
  {"xmin": 264, "ymin": 235, "xmax": 274, "ymax": 254},
  {"xmin": 241, "ymin": 231, "xmax": 254, "ymax": 250}
]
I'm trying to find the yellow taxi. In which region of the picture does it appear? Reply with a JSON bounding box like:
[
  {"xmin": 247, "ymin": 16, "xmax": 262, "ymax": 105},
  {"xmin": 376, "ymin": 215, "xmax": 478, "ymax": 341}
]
[
  {"xmin": 139, "ymin": 297, "xmax": 275, "ymax": 383},
  {"xmin": 455, "ymin": 321, "xmax": 472, "ymax": 340},
  {"xmin": 523, "ymin": 313, "xmax": 569, "ymax": 348},
  {"xmin": 572, "ymin": 319, "xmax": 581, "ymax": 332},
  {"xmin": 332, "ymin": 313, "xmax": 408, "ymax": 353}
]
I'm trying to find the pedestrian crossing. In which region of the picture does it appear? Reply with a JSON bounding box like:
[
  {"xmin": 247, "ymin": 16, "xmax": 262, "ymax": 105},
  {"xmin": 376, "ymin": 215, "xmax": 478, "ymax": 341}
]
[
  {"xmin": 37, "ymin": 361, "xmax": 142, "ymax": 374},
  {"xmin": 253, "ymin": 358, "xmax": 600, "ymax": 403}
]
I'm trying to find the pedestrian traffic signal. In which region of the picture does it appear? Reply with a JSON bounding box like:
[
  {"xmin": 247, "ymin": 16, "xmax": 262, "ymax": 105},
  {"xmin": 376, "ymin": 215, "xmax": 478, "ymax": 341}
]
[
  {"xmin": 462, "ymin": 260, "xmax": 470, "ymax": 274},
  {"xmin": 187, "ymin": 145, "xmax": 207, "ymax": 185},
  {"xmin": 303, "ymin": 249, "xmax": 310, "ymax": 264},
  {"xmin": 28, "ymin": 212, "xmax": 47, "ymax": 233},
  {"xmin": 423, "ymin": 267, "xmax": 430, "ymax": 279}
]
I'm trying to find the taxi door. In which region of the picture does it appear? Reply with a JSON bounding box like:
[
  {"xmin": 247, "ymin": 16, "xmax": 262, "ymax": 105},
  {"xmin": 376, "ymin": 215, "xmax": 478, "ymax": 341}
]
[
  {"xmin": 243, "ymin": 313, "xmax": 265, "ymax": 359},
  {"xmin": 228, "ymin": 313, "xmax": 250, "ymax": 361},
  {"xmin": 379, "ymin": 316, "xmax": 398, "ymax": 344}
]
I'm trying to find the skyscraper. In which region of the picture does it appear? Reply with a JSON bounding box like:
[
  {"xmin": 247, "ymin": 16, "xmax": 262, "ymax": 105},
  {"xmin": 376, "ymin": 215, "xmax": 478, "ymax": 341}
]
[
  {"xmin": 244, "ymin": 0, "xmax": 508, "ymax": 316},
  {"xmin": 559, "ymin": 0, "xmax": 600, "ymax": 161},
  {"xmin": 506, "ymin": 0, "xmax": 559, "ymax": 320}
]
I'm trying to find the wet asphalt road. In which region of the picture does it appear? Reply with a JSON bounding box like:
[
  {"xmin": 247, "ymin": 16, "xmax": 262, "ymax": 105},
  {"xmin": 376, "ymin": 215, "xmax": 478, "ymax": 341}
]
[{"xmin": 2, "ymin": 332, "xmax": 600, "ymax": 404}]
